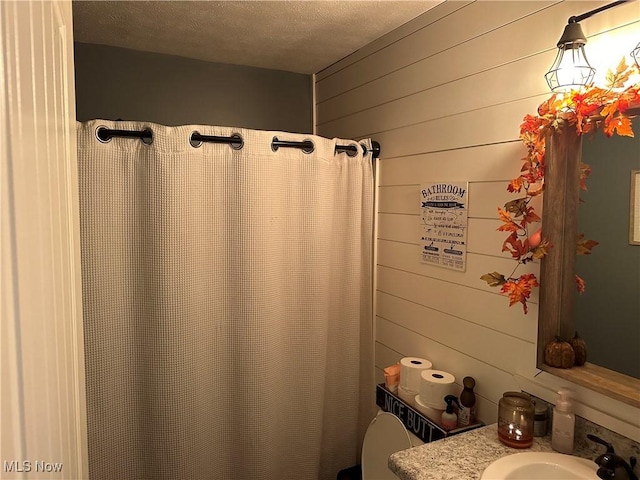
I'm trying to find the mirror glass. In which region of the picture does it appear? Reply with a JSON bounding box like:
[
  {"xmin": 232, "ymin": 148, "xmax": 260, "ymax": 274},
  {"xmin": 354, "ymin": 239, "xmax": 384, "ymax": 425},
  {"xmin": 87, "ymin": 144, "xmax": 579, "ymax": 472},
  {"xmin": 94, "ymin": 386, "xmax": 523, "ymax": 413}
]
[{"xmin": 574, "ymin": 116, "xmax": 640, "ymax": 379}]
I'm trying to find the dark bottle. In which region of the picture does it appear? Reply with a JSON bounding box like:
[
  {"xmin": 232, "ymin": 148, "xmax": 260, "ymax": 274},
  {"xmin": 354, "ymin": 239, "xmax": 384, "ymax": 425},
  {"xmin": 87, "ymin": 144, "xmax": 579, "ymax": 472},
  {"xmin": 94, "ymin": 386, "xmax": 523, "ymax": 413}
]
[{"xmin": 458, "ymin": 376, "xmax": 476, "ymax": 427}]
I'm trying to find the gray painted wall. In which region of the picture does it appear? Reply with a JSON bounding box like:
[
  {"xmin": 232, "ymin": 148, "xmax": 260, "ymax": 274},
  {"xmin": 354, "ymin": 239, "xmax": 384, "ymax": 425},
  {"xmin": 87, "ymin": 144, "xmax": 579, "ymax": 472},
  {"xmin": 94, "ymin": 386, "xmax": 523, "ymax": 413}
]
[
  {"xmin": 575, "ymin": 116, "xmax": 640, "ymax": 378},
  {"xmin": 74, "ymin": 42, "xmax": 313, "ymax": 133}
]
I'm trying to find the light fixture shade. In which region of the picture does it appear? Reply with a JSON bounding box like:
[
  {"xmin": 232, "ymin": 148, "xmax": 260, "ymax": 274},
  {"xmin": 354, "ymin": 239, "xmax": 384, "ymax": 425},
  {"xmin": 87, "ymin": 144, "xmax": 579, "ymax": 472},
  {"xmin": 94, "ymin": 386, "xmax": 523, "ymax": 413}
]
[
  {"xmin": 632, "ymin": 40, "xmax": 640, "ymax": 68},
  {"xmin": 545, "ymin": 22, "xmax": 595, "ymax": 92}
]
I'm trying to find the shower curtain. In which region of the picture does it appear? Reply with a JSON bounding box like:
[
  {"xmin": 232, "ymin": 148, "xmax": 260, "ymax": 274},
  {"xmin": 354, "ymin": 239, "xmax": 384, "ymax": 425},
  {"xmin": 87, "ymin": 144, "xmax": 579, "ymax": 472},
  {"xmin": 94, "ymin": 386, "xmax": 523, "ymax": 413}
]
[{"xmin": 77, "ymin": 120, "xmax": 374, "ymax": 480}]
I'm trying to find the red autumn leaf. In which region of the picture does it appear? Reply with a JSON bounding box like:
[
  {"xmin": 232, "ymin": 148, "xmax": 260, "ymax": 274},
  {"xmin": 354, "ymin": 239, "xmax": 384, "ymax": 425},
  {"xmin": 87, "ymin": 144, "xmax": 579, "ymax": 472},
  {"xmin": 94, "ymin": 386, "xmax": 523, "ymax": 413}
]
[
  {"xmin": 617, "ymin": 98, "xmax": 629, "ymax": 114},
  {"xmin": 571, "ymin": 90, "xmax": 603, "ymax": 132},
  {"xmin": 575, "ymin": 274, "xmax": 586, "ymax": 294},
  {"xmin": 520, "ymin": 206, "xmax": 541, "ymax": 226},
  {"xmin": 500, "ymin": 273, "xmax": 539, "ymax": 314},
  {"xmin": 520, "ymin": 115, "xmax": 544, "ymax": 136},
  {"xmin": 502, "ymin": 235, "xmax": 529, "ymax": 260}
]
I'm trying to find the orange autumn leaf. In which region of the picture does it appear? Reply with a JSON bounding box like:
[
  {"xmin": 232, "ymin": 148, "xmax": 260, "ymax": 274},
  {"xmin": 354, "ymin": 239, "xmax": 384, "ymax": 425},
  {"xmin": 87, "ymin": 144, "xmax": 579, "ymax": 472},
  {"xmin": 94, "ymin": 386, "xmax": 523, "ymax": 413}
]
[
  {"xmin": 579, "ymin": 162, "xmax": 592, "ymax": 191},
  {"xmin": 604, "ymin": 115, "xmax": 634, "ymax": 138},
  {"xmin": 614, "ymin": 116, "xmax": 634, "ymax": 137},
  {"xmin": 520, "ymin": 115, "xmax": 545, "ymax": 136},
  {"xmin": 500, "ymin": 274, "xmax": 539, "ymax": 314},
  {"xmin": 537, "ymin": 94, "xmax": 558, "ymax": 116},
  {"xmin": 605, "ymin": 57, "xmax": 632, "ymax": 89},
  {"xmin": 600, "ymin": 99, "xmax": 619, "ymax": 119},
  {"xmin": 507, "ymin": 176, "xmax": 525, "ymax": 193},
  {"xmin": 575, "ymin": 275, "xmax": 586, "ymax": 294},
  {"xmin": 531, "ymin": 239, "xmax": 552, "ymax": 259},
  {"xmin": 581, "ymin": 120, "xmax": 596, "ymax": 135},
  {"xmin": 621, "ymin": 87, "xmax": 640, "ymax": 107},
  {"xmin": 527, "ymin": 184, "xmax": 544, "ymax": 197},
  {"xmin": 497, "ymin": 208, "xmax": 520, "ymax": 233},
  {"xmin": 576, "ymin": 233, "xmax": 599, "ymax": 255}
]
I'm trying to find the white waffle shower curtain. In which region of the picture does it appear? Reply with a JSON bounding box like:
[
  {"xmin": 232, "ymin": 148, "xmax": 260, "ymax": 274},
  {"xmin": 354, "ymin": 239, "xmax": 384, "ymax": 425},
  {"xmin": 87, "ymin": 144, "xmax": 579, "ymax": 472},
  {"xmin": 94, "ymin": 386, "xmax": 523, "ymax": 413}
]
[{"xmin": 77, "ymin": 120, "xmax": 374, "ymax": 480}]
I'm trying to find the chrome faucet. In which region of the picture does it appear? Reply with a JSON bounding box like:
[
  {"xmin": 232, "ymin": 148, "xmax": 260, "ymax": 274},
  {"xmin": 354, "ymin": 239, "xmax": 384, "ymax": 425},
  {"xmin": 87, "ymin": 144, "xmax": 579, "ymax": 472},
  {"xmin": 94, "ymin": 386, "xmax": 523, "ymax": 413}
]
[{"xmin": 588, "ymin": 434, "xmax": 638, "ymax": 480}]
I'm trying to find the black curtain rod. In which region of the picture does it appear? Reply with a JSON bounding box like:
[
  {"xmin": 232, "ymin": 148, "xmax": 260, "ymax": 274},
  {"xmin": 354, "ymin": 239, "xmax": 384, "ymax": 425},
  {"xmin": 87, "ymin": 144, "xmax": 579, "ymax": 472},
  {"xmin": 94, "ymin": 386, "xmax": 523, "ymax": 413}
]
[
  {"xmin": 569, "ymin": 0, "xmax": 628, "ymax": 23},
  {"xmin": 96, "ymin": 127, "xmax": 381, "ymax": 159}
]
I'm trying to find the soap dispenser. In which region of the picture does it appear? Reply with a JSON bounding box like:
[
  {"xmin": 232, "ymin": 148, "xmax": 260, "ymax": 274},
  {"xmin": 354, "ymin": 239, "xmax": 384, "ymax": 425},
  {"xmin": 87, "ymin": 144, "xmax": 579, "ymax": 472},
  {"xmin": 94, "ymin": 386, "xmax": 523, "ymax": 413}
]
[
  {"xmin": 552, "ymin": 388, "xmax": 575, "ymax": 454},
  {"xmin": 441, "ymin": 395, "xmax": 461, "ymax": 431}
]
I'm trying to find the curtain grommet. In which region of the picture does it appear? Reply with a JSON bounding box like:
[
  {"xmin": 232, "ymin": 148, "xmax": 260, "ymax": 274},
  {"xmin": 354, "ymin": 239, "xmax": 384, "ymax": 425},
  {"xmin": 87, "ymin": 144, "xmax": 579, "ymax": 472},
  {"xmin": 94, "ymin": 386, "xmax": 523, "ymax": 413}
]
[
  {"xmin": 190, "ymin": 131, "xmax": 203, "ymax": 148},
  {"xmin": 95, "ymin": 126, "xmax": 112, "ymax": 143},
  {"xmin": 140, "ymin": 129, "xmax": 153, "ymax": 145},
  {"xmin": 229, "ymin": 133, "xmax": 244, "ymax": 150},
  {"xmin": 271, "ymin": 136, "xmax": 280, "ymax": 152},
  {"xmin": 346, "ymin": 143, "xmax": 358, "ymax": 157},
  {"xmin": 301, "ymin": 139, "xmax": 314, "ymax": 154}
]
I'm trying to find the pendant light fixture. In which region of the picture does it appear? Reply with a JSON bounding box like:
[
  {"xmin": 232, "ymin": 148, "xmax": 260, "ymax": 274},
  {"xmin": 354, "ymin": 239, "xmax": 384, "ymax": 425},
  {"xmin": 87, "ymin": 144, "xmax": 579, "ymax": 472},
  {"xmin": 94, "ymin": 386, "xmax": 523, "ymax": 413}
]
[
  {"xmin": 632, "ymin": 41, "xmax": 640, "ymax": 68},
  {"xmin": 545, "ymin": 1, "xmax": 629, "ymax": 92},
  {"xmin": 545, "ymin": 21, "xmax": 595, "ymax": 92}
]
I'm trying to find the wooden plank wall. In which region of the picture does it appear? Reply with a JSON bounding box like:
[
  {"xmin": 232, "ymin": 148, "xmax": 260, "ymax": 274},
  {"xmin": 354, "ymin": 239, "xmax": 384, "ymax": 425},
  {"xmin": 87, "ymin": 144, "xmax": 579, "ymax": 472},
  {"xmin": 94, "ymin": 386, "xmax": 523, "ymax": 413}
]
[{"xmin": 315, "ymin": 0, "xmax": 640, "ymax": 428}]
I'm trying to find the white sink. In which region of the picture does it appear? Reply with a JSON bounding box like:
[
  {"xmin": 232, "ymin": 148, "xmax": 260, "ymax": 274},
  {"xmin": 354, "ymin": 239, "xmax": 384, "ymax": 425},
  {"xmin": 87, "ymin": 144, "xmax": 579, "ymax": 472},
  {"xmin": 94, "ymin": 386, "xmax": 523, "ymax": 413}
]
[{"xmin": 480, "ymin": 452, "xmax": 599, "ymax": 480}]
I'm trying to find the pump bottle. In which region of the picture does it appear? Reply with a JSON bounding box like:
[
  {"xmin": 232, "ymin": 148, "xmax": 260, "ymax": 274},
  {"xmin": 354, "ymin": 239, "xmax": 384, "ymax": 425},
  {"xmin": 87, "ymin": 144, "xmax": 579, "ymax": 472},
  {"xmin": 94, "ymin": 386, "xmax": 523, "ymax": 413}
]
[
  {"xmin": 441, "ymin": 395, "xmax": 461, "ymax": 431},
  {"xmin": 552, "ymin": 388, "xmax": 575, "ymax": 454}
]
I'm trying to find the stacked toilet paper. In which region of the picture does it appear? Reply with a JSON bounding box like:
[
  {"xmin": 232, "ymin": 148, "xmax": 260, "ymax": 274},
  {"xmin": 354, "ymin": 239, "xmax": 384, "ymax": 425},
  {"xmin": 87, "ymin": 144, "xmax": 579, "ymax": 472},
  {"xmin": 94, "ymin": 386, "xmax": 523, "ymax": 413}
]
[
  {"xmin": 417, "ymin": 370, "xmax": 456, "ymax": 409},
  {"xmin": 397, "ymin": 357, "xmax": 432, "ymax": 407},
  {"xmin": 414, "ymin": 370, "xmax": 456, "ymax": 422}
]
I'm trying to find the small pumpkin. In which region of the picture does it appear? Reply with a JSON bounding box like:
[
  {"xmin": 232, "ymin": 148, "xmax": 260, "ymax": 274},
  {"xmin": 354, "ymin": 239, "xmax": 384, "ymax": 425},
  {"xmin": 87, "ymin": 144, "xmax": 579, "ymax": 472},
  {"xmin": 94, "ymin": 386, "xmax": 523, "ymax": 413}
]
[
  {"xmin": 569, "ymin": 331, "xmax": 587, "ymax": 366},
  {"xmin": 544, "ymin": 336, "xmax": 575, "ymax": 369}
]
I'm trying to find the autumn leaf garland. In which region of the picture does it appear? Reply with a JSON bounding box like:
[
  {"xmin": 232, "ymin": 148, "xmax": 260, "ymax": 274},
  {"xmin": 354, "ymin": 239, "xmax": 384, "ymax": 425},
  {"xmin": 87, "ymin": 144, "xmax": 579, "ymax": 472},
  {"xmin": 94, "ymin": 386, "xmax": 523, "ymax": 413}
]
[{"xmin": 481, "ymin": 57, "xmax": 640, "ymax": 314}]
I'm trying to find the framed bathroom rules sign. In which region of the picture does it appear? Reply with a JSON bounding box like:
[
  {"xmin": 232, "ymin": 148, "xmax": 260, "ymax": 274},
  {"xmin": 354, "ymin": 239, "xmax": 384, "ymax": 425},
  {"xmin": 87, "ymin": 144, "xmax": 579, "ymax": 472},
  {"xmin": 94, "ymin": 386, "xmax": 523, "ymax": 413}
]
[{"xmin": 420, "ymin": 182, "xmax": 469, "ymax": 272}]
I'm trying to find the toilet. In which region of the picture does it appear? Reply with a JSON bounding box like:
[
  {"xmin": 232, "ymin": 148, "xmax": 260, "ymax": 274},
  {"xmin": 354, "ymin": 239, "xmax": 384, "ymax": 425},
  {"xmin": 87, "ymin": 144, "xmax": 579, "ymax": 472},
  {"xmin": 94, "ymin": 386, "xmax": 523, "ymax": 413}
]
[{"xmin": 361, "ymin": 411, "xmax": 424, "ymax": 479}]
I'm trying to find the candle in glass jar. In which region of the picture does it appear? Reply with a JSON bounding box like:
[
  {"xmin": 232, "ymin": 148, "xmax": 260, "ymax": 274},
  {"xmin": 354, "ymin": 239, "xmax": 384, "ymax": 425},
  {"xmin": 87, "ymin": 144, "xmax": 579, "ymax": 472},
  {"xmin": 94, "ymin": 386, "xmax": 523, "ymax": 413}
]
[{"xmin": 497, "ymin": 392, "xmax": 535, "ymax": 448}]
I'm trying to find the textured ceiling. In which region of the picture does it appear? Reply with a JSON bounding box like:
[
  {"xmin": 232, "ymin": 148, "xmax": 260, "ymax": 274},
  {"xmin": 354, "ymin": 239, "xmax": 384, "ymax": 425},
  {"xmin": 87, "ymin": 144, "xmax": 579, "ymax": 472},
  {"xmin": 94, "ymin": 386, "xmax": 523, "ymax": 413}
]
[{"xmin": 72, "ymin": 1, "xmax": 440, "ymax": 74}]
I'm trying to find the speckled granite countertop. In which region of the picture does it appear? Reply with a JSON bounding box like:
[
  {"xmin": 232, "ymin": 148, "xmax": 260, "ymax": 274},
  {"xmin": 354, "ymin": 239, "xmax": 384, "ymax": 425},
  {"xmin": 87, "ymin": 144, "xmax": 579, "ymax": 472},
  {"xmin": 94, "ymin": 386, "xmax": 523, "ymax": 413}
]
[{"xmin": 388, "ymin": 423, "xmax": 600, "ymax": 480}]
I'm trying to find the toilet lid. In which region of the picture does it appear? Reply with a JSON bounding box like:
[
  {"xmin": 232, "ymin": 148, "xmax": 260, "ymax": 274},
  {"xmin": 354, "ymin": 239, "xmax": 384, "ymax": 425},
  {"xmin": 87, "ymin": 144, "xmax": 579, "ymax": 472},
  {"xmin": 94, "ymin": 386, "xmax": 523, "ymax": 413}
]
[{"xmin": 361, "ymin": 412, "xmax": 412, "ymax": 480}]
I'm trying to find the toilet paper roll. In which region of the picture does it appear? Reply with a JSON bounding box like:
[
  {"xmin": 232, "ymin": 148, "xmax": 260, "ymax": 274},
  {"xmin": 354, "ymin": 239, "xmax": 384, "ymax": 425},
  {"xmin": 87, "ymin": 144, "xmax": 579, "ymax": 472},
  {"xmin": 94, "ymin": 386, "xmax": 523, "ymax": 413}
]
[
  {"xmin": 418, "ymin": 370, "xmax": 456, "ymax": 410},
  {"xmin": 414, "ymin": 394, "xmax": 444, "ymax": 424},
  {"xmin": 399, "ymin": 357, "xmax": 433, "ymax": 393},
  {"xmin": 398, "ymin": 386, "xmax": 417, "ymax": 407}
]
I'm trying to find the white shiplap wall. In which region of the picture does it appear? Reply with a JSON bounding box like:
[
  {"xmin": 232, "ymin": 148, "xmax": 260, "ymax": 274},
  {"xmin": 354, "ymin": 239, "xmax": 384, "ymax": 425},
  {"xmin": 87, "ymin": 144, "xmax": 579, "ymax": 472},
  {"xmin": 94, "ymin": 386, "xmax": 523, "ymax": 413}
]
[{"xmin": 315, "ymin": 0, "xmax": 640, "ymax": 440}]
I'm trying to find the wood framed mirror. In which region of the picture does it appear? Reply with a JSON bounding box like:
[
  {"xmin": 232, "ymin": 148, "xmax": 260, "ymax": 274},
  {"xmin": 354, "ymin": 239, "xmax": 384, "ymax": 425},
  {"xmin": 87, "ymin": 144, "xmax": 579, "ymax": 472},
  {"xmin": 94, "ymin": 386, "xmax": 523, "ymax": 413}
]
[{"xmin": 537, "ymin": 108, "xmax": 640, "ymax": 409}]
